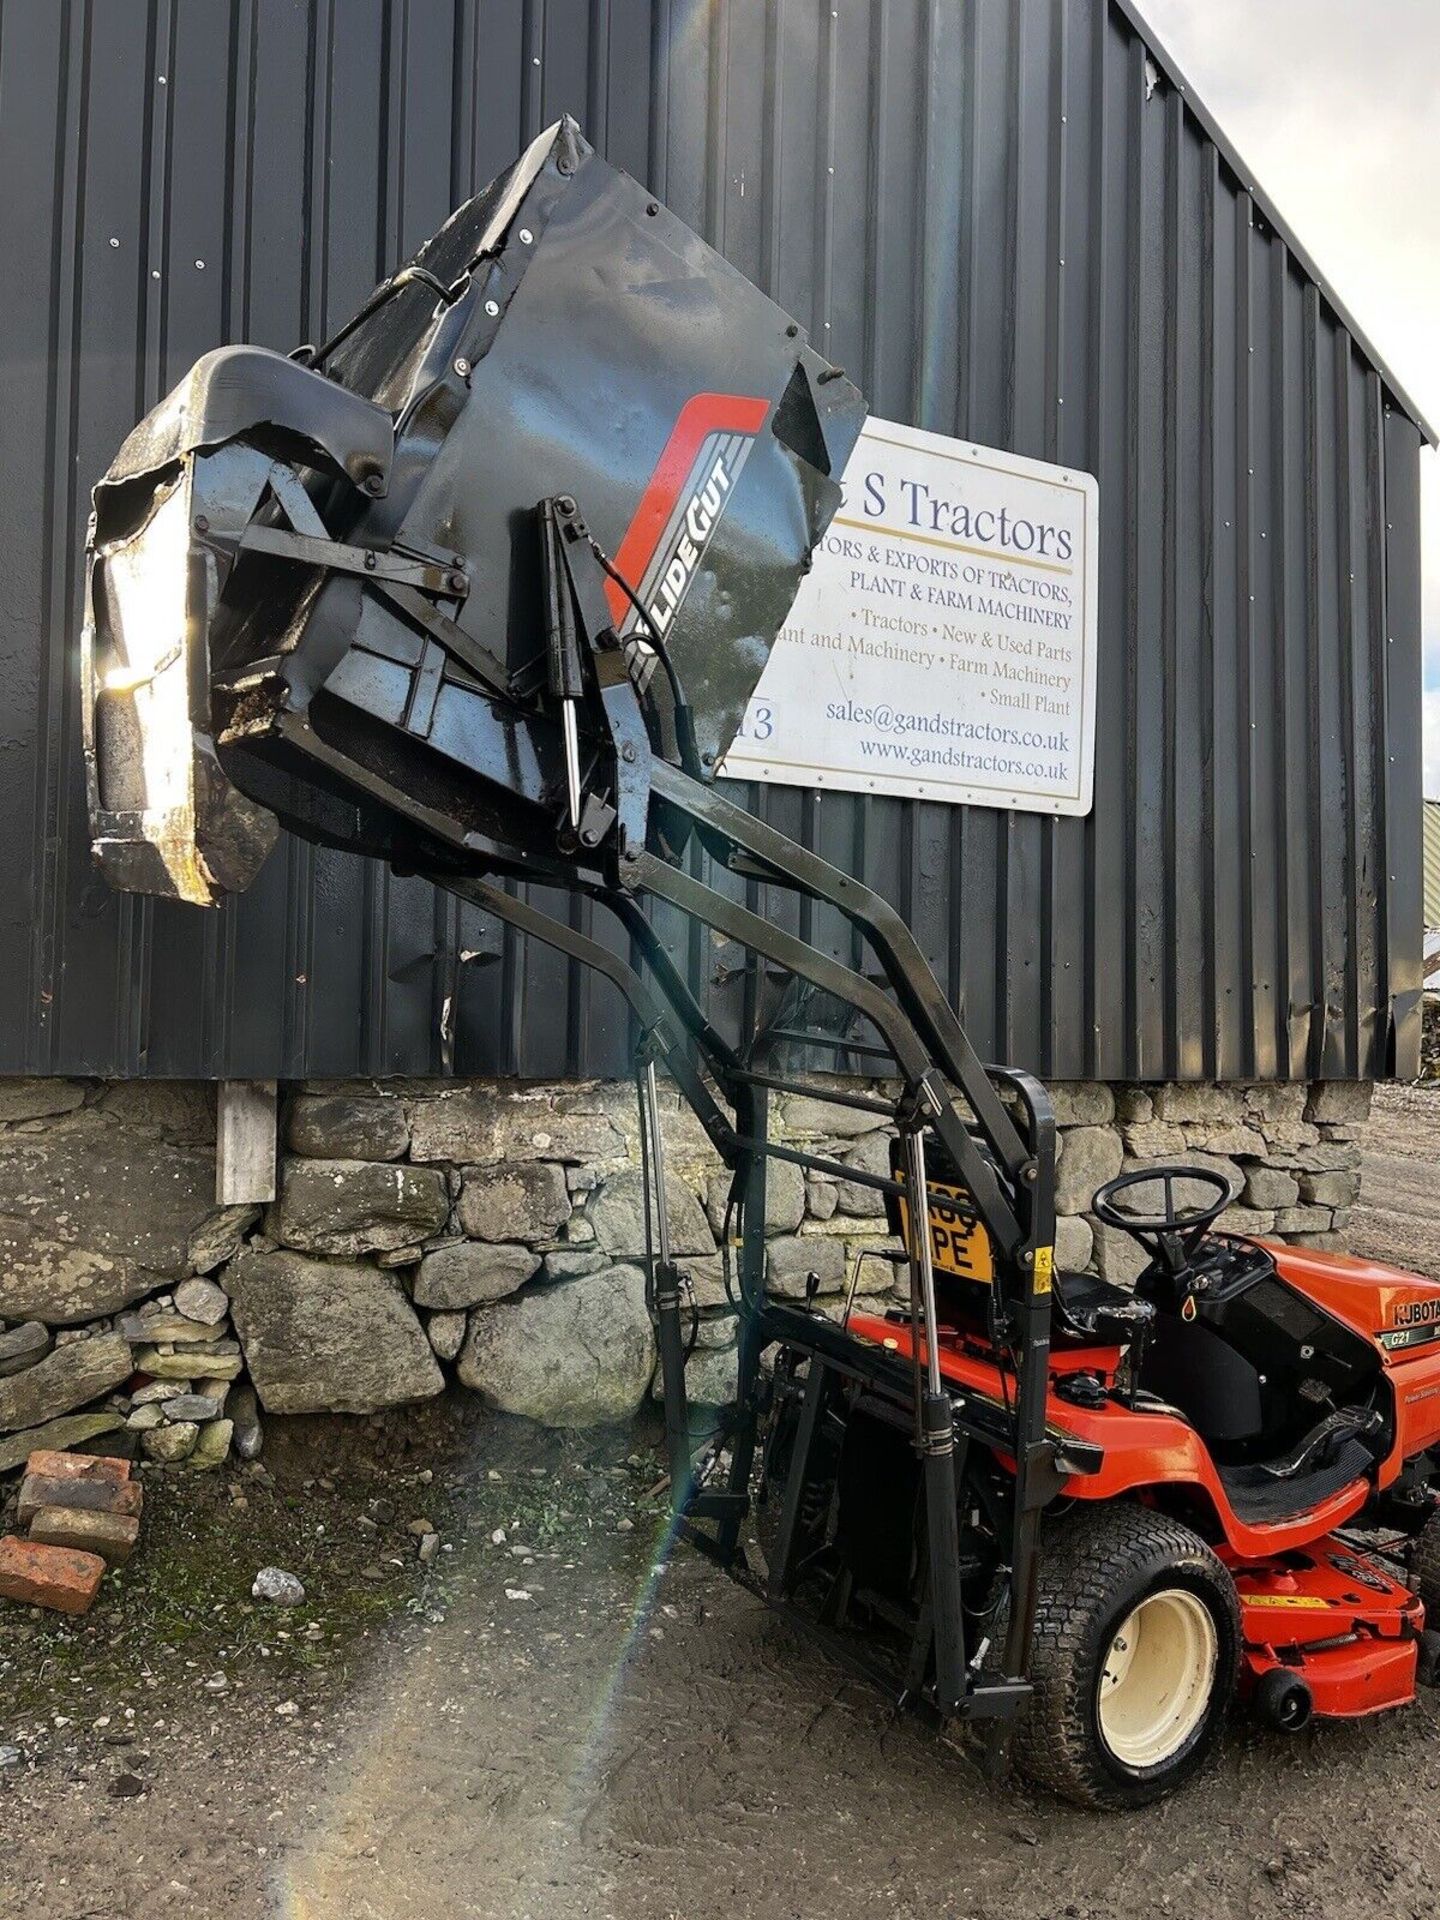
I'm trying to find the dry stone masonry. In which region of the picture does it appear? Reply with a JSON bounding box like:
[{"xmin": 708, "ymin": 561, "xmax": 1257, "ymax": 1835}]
[
  {"xmin": 0, "ymin": 1072, "xmax": 1372, "ymax": 1448},
  {"xmin": 1422, "ymin": 997, "xmax": 1440, "ymax": 1080}
]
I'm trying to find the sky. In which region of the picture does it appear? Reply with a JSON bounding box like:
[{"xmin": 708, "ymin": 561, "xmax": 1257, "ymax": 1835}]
[{"xmin": 1138, "ymin": 0, "xmax": 1440, "ymax": 795}]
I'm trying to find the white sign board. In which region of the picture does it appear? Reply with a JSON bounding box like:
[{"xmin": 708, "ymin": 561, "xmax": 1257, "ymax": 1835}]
[{"xmin": 720, "ymin": 418, "xmax": 1098, "ymax": 814}]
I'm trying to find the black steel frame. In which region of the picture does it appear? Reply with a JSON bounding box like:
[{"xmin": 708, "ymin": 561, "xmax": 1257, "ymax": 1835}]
[
  {"xmin": 193, "ymin": 484, "xmax": 1064, "ymax": 1736},
  {"xmin": 403, "ymin": 589, "xmax": 1063, "ymax": 1728},
  {"xmin": 443, "ymin": 842, "xmax": 1057, "ymax": 1727},
  {"xmin": 102, "ymin": 428, "xmax": 1063, "ymax": 1729}
]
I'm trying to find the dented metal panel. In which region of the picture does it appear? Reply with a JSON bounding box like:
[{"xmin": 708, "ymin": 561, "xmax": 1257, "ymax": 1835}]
[{"xmin": 0, "ymin": 0, "xmax": 1424, "ymax": 1081}]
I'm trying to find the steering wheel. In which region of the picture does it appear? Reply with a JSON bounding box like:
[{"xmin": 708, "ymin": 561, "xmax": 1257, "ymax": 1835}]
[{"xmin": 1090, "ymin": 1164, "xmax": 1236, "ymax": 1283}]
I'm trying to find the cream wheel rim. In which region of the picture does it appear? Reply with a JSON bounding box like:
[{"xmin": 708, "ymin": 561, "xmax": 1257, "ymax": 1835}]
[{"xmin": 1096, "ymin": 1588, "xmax": 1218, "ymax": 1770}]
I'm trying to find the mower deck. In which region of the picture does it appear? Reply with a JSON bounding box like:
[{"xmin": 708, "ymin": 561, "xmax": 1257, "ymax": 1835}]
[{"xmin": 1229, "ymin": 1536, "xmax": 1422, "ymax": 1718}]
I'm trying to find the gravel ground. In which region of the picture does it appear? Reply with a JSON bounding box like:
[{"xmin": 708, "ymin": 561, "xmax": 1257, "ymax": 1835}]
[
  {"xmin": 5, "ymin": 1083, "xmax": 1440, "ymax": 1920},
  {"xmin": 1344, "ymin": 1080, "xmax": 1440, "ymax": 1280}
]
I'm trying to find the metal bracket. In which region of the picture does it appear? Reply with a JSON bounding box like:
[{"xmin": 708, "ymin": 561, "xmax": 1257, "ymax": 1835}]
[
  {"xmin": 639, "ymin": 1056, "xmax": 697, "ymax": 1507},
  {"xmin": 370, "ymin": 580, "xmax": 512, "ymax": 702},
  {"xmin": 536, "ymin": 494, "xmax": 656, "ymax": 870},
  {"xmin": 232, "ymin": 522, "xmax": 469, "ymax": 598}
]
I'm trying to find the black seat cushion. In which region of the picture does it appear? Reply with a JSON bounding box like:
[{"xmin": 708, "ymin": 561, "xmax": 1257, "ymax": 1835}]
[{"xmin": 1053, "ymin": 1269, "xmax": 1155, "ymax": 1347}]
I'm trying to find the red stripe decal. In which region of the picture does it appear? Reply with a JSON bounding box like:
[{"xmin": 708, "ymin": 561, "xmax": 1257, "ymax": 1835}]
[{"xmin": 606, "ymin": 391, "xmax": 770, "ymax": 624}]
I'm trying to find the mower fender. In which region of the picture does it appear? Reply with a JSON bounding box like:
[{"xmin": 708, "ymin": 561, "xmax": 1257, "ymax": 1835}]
[
  {"xmin": 849, "ymin": 1309, "xmax": 1376, "ymax": 1556},
  {"xmin": 1004, "ymin": 1388, "xmax": 1373, "ymax": 1559},
  {"xmin": 906, "ymin": 1265, "xmax": 1389, "ymax": 1556},
  {"xmin": 1059, "ymin": 1430, "xmax": 1372, "ymax": 1559}
]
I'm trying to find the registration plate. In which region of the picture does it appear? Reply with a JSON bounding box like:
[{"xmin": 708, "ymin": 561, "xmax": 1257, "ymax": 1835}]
[{"xmin": 896, "ymin": 1174, "xmax": 995, "ymax": 1285}]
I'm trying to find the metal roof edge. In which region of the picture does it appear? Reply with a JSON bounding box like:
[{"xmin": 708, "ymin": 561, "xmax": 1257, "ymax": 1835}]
[{"xmin": 1114, "ymin": 0, "xmax": 1439, "ymax": 449}]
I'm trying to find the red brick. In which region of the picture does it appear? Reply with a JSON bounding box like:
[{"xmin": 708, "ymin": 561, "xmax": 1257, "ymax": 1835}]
[
  {"xmin": 25, "ymin": 1448, "xmax": 131, "ymax": 1486},
  {"xmin": 17, "ymin": 1473, "xmax": 143, "ymax": 1529},
  {"xmin": 0, "ymin": 1535, "xmax": 105, "ymax": 1615},
  {"xmin": 28, "ymin": 1505, "xmax": 140, "ymax": 1568}
]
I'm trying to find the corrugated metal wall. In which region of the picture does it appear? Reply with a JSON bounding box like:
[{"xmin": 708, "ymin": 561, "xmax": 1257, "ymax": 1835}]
[{"xmin": 0, "ymin": 0, "xmax": 1424, "ymax": 1083}]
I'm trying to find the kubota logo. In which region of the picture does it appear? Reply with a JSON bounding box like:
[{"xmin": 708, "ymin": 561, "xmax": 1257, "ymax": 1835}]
[
  {"xmin": 1392, "ymin": 1297, "xmax": 1440, "ymax": 1329},
  {"xmin": 606, "ymin": 393, "xmax": 770, "ymax": 635}
]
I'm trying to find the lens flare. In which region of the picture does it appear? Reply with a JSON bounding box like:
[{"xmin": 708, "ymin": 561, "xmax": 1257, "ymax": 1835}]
[{"xmin": 270, "ymin": 1467, "xmax": 700, "ymax": 1915}]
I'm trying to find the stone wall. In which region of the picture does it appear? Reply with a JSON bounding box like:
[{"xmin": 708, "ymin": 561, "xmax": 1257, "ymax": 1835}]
[
  {"xmin": 0, "ymin": 1073, "xmax": 1371, "ymax": 1448},
  {"xmin": 1045, "ymin": 1079, "xmax": 1369, "ymax": 1282}
]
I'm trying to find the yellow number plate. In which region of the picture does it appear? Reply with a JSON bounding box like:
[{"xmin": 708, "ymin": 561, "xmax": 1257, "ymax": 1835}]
[{"xmin": 897, "ymin": 1175, "xmax": 995, "ymax": 1285}]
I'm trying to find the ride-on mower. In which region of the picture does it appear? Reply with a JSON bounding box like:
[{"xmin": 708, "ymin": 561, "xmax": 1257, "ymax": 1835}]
[{"xmin": 81, "ymin": 118, "xmax": 1440, "ymax": 1808}]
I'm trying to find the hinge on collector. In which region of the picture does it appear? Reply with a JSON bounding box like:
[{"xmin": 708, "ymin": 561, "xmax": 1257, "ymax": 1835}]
[{"xmin": 896, "ymin": 1071, "xmax": 950, "ymax": 1134}]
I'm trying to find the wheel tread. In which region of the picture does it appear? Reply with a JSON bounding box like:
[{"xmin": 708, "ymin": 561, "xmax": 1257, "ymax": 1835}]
[
  {"xmin": 1410, "ymin": 1511, "xmax": 1440, "ymax": 1613},
  {"xmin": 1014, "ymin": 1502, "xmax": 1240, "ymax": 1810}
]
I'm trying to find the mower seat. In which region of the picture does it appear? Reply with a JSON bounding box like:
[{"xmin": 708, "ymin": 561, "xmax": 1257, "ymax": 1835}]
[{"xmin": 1052, "ymin": 1270, "xmax": 1155, "ymax": 1348}]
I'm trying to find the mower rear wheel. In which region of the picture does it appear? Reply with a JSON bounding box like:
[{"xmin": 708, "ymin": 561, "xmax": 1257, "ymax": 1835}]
[{"xmin": 1015, "ymin": 1503, "xmax": 1241, "ymax": 1810}]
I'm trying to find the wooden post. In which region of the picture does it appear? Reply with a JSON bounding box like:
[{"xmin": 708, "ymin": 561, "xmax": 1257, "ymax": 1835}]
[{"xmin": 216, "ymin": 1080, "xmax": 278, "ymax": 1206}]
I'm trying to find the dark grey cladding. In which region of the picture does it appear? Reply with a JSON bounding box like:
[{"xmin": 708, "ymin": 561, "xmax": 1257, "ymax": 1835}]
[{"xmin": 0, "ymin": 0, "xmax": 1425, "ymax": 1082}]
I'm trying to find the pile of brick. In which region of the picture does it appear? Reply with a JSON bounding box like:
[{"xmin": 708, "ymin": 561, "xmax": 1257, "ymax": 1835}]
[{"xmin": 0, "ymin": 1448, "xmax": 141, "ymax": 1615}]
